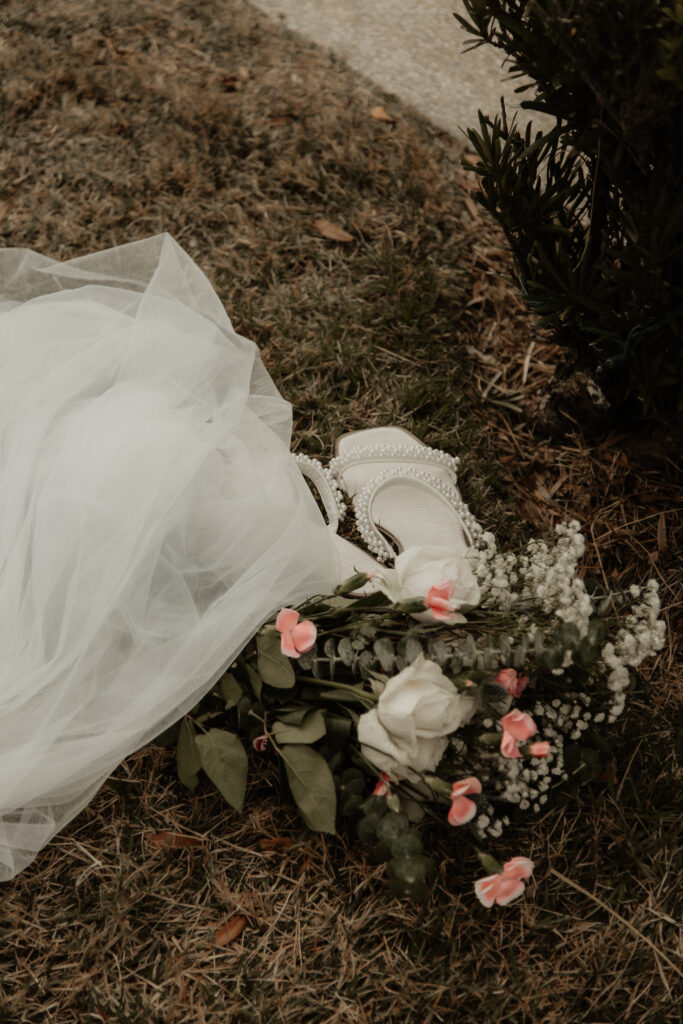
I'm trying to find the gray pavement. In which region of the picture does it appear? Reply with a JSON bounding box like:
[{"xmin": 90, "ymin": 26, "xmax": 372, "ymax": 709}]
[{"xmin": 248, "ymin": 0, "xmax": 547, "ymax": 141}]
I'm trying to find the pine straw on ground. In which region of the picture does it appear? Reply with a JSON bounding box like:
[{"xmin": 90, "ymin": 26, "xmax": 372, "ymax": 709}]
[{"xmin": 0, "ymin": 1, "xmax": 681, "ymax": 1022}]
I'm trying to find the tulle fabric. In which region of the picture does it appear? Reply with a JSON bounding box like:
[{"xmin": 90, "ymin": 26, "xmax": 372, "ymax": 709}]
[{"xmin": 0, "ymin": 234, "xmax": 338, "ymax": 880}]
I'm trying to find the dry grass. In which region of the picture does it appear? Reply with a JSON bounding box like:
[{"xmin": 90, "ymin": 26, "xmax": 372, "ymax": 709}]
[{"xmin": 0, "ymin": 0, "xmax": 681, "ymax": 1021}]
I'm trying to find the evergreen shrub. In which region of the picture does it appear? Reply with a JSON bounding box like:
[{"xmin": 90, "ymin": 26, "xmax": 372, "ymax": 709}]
[{"xmin": 457, "ymin": 0, "xmax": 683, "ymax": 420}]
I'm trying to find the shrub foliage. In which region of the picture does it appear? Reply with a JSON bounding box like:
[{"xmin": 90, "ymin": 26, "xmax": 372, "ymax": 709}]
[{"xmin": 457, "ymin": 0, "xmax": 683, "ymax": 416}]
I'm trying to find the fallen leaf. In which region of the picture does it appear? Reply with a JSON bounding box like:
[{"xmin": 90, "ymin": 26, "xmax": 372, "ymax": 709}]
[
  {"xmin": 214, "ymin": 915, "xmax": 247, "ymax": 946},
  {"xmin": 147, "ymin": 830, "xmax": 203, "ymax": 849},
  {"xmin": 297, "ymin": 854, "xmax": 314, "ymax": 876},
  {"xmin": 258, "ymin": 836, "xmax": 293, "ymax": 852},
  {"xmin": 0, "ymin": 199, "xmax": 11, "ymax": 221},
  {"xmin": 313, "ymin": 218, "xmax": 354, "ymax": 243},
  {"xmin": 269, "ymin": 114, "xmax": 294, "ymax": 126},
  {"xmin": 370, "ymin": 105, "xmax": 395, "ymax": 124}
]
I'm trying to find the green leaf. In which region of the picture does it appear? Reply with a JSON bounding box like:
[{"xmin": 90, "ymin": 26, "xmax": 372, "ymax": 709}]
[
  {"xmin": 257, "ymin": 629, "xmax": 296, "ymax": 689},
  {"xmin": 219, "ymin": 672, "xmax": 244, "ymax": 709},
  {"xmin": 280, "ymin": 744, "xmax": 337, "ymax": 833},
  {"xmin": 272, "ymin": 709, "xmax": 327, "ymax": 745},
  {"xmin": 195, "ymin": 729, "xmax": 248, "ymax": 811},
  {"xmin": 177, "ymin": 718, "xmax": 201, "ymax": 791}
]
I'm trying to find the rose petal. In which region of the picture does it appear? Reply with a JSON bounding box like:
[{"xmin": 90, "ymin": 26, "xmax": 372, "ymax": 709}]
[
  {"xmin": 276, "ymin": 608, "xmax": 300, "ymax": 633},
  {"xmin": 279, "ymin": 630, "xmax": 299, "ymax": 657},
  {"xmin": 447, "ymin": 795, "xmax": 477, "ymax": 825},
  {"xmin": 500, "ymin": 730, "xmax": 521, "ymax": 758},
  {"xmin": 500, "ymin": 709, "xmax": 537, "ymax": 741},
  {"xmin": 529, "ymin": 741, "xmax": 551, "ymax": 757},
  {"xmin": 291, "ymin": 619, "xmax": 317, "ymax": 653},
  {"xmin": 474, "ymin": 874, "xmax": 501, "ymax": 908},
  {"xmin": 494, "ymin": 877, "xmax": 526, "ymax": 905},
  {"xmin": 450, "ymin": 776, "xmax": 482, "ymax": 799},
  {"xmin": 503, "ymin": 856, "xmax": 535, "ymax": 880}
]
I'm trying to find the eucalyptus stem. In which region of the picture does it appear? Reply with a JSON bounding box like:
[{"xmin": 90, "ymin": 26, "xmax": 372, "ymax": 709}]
[{"xmin": 298, "ymin": 675, "xmax": 378, "ymax": 704}]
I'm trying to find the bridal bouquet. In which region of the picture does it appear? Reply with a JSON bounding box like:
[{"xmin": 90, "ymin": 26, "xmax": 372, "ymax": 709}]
[{"xmin": 168, "ymin": 522, "xmax": 665, "ymax": 905}]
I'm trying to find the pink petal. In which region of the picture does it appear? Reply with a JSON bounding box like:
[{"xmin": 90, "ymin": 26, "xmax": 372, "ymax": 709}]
[
  {"xmin": 451, "ymin": 776, "xmax": 482, "ymax": 799},
  {"xmin": 252, "ymin": 734, "xmax": 268, "ymax": 752},
  {"xmin": 430, "ymin": 579, "xmax": 456, "ymax": 601},
  {"xmin": 291, "ymin": 619, "xmax": 317, "ymax": 653},
  {"xmin": 448, "ymin": 795, "xmax": 477, "ymax": 825},
  {"xmin": 372, "ymin": 773, "xmax": 390, "ymax": 797},
  {"xmin": 529, "ymin": 741, "xmax": 551, "ymax": 757},
  {"xmin": 280, "ymin": 630, "xmax": 299, "ymax": 657},
  {"xmin": 500, "ymin": 730, "xmax": 521, "ymax": 758},
  {"xmin": 494, "ymin": 877, "xmax": 526, "ymax": 906},
  {"xmin": 474, "ymin": 874, "xmax": 502, "ymax": 908},
  {"xmin": 500, "ymin": 709, "xmax": 537, "ymax": 741},
  {"xmin": 503, "ymin": 856, "xmax": 535, "ymax": 880},
  {"xmin": 276, "ymin": 608, "xmax": 300, "ymax": 633}
]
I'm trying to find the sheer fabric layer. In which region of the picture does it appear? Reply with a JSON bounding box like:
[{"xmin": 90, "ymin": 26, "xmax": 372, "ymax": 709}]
[{"xmin": 0, "ymin": 234, "xmax": 337, "ymax": 880}]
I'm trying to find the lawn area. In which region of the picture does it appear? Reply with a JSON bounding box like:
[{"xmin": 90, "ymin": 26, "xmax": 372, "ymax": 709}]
[{"xmin": 0, "ymin": 1, "xmax": 681, "ymax": 1022}]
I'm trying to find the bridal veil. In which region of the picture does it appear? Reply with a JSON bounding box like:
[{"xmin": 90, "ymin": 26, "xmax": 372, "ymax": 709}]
[{"xmin": 0, "ymin": 234, "xmax": 338, "ymax": 880}]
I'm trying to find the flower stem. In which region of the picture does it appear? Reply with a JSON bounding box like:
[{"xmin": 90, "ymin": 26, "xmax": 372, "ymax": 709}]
[{"xmin": 298, "ymin": 676, "xmax": 377, "ymax": 704}]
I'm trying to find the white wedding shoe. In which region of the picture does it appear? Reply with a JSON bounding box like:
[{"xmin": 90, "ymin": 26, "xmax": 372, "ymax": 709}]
[
  {"xmin": 292, "ymin": 452, "xmax": 382, "ymax": 589},
  {"xmin": 328, "ymin": 428, "xmax": 482, "ymax": 562}
]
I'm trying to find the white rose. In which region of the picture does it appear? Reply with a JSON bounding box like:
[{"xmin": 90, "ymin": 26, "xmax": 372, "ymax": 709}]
[
  {"xmin": 375, "ymin": 545, "xmax": 480, "ymax": 622},
  {"xmin": 357, "ymin": 655, "xmax": 475, "ymax": 779}
]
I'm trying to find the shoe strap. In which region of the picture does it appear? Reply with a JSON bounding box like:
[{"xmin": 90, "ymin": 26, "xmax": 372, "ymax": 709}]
[
  {"xmin": 353, "ymin": 465, "xmax": 482, "ymax": 563},
  {"xmin": 292, "ymin": 453, "xmax": 347, "ymax": 532},
  {"xmin": 329, "ymin": 441, "xmax": 460, "ymax": 481}
]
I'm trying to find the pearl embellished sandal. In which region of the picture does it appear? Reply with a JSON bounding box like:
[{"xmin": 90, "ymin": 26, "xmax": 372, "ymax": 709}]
[
  {"xmin": 292, "ymin": 452, "xmax": 381, "ymax": 589},
  {"xmin": 328, "ymin": 428, "xmax": 481, "ymax": 562}
]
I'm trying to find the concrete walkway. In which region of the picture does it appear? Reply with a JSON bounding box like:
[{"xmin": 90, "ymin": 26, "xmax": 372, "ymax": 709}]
[{"xmin": 248, "ymin": 0, "xmax": 544, "ymax": 141}]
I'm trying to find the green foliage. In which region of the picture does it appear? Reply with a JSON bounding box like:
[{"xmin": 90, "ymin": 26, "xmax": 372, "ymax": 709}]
[
  {"xmin": 457, "ymin": 0, "xmax": 683, "ymax": 416},
  {"xmin": 280, "ymin": 745, "xmax": 337, "ymax": 833},
  {"xmin": 195, "ymin": 729, "xmax": 248, "ymax": 811}
]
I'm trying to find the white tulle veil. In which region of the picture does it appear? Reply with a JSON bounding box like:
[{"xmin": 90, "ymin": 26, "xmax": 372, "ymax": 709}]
[{"xmin": 0, "ymin": 234, "xmax": 338, "ymax": 880}]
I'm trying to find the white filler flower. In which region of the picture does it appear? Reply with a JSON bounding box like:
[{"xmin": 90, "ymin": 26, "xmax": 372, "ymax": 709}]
[{"xmin": 357, "ymin": 655, "xmax": 474, "ymax": 779}]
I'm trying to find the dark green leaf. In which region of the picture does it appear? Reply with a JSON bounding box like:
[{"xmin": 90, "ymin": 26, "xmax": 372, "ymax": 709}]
[
  {"xmin": 177, "ymin": 718, "xmax": 201, "ymax": 791},
  {"xmin": 272, "ymin": 709, "xmax": 326, "ymax": 745},
  {"xmin": 196, "ymin": 729, "xmax": 248, "ymax": 811},
  {"xmin": 280, "ymin": 744, "xmax": 337, "ymax": 832},
  {"xmin": 219, "ymin": 672, "xmax": 244, "ymax": 709}
]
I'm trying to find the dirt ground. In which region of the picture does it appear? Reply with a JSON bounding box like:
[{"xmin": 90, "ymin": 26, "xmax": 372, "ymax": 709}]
[{"xmin": 0, "ymin": 1, "xmax": 681, "ymax": 1022}]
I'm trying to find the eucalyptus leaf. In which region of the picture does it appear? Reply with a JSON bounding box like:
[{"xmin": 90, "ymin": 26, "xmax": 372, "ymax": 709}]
[
  {"xmin": 373, "ymin": 637, "xmax": 396, "ymax": 673},
  {"xmin": 337, "ymin": 637, "xmax": 355, "ymax": 666},
  {"xmin": 257, "ymin": 629, "xmax": 295, "ymax": 689},
  {"xmin": 273, "ymin": 709, "xmax": 327, "ymax": 745},
  {"xmin": 177, "ymin": 718, "xmax": 201, "ymax": 791},
  {"xmin": 195, "ymin": 729, "xmax": 248, "ymax": 811},
  {"xmin": 280, "ymin": 744, "xmax": 337, "ymax": 833},
  {"xmin": 405, "ymin": 637, "xmax": 424, "ymax": 665}
]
